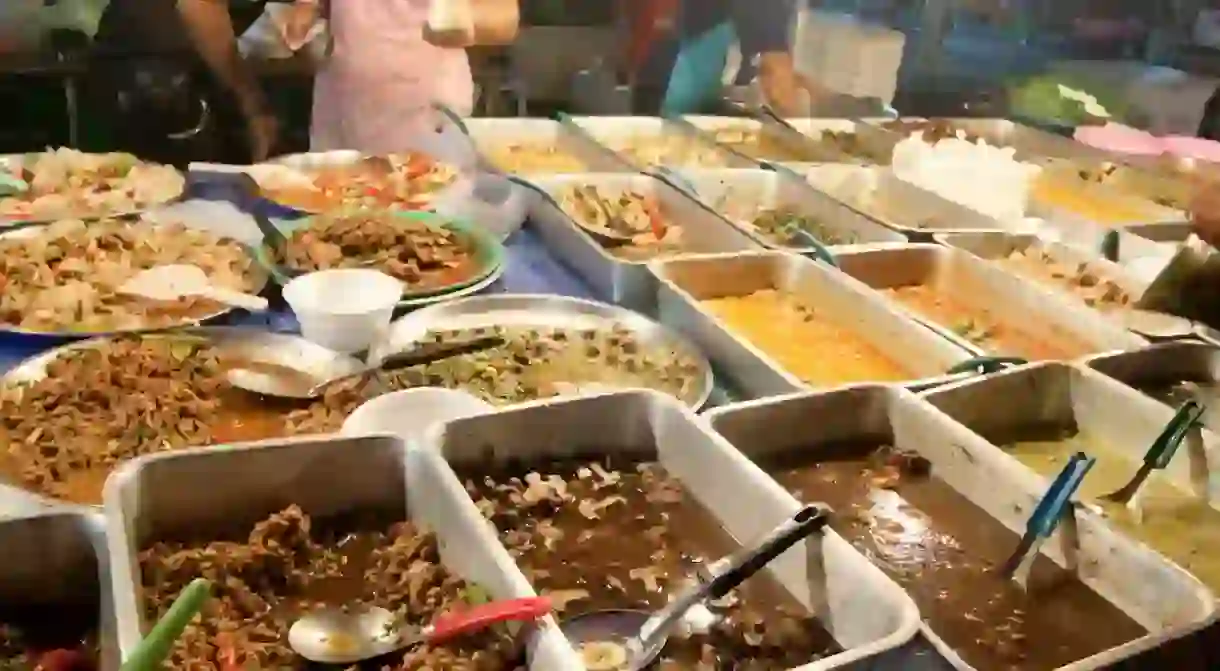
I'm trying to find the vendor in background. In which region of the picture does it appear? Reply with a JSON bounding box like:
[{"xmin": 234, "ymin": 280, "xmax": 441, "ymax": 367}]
[
  {"xmin": 659, "ymin": 0, "xmax": 822, "ymax": 116},
  {"xmin": 282, "ymin": 0, "xmax": 519, "ymax": 154}
]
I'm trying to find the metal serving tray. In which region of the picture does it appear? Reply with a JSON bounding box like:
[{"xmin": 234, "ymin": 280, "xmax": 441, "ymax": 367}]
[
  {"xmin": 0, "ymin": 511, "xmax": 119, "ymax": 670},
  {"xmin": 707, "ymin": 383, "xmax": 1217, "ymax": 670},
  {"xmin": 833, "ymin": 245, "xmax": 1147, "ymax": 358},
  {"xmin": 0, "ymin": 328, "xmax": 364, "ymax": 506},
  {"xmin": 863, "ymin": 118, "xmax": 1112, "ymax": 162},
  {"xmin": 673, "ymin": 168, "xmax": 906, "ymax": 252},
  {"xmin": 369, "ymin": 293, "xmax": 715, "ymax": 409},
  {"xmin": 680, "ymin": 115, "xmax": 851, "ymax": 166},
  {"xmin": 558, "ymin": 115, "xmax": 759, "ymax": 174},
  {"xmin": 103, "ymin": 434, "xmax": 581, "ymax": 668},
  {"xmin": 798, "ymin": 165, "xmax": 1012, "ymax": 239},
  {"xmin": 526, "ymin": 172, "xmax": 760, "ymax": 312},
  {"xmin": 459, "ymin": 117, "xmax": 633, "ymax": 176},
  {"xmin": 934, "ymin": 231, "xmax": 1152, "ymax": 327},
  {"xmin": 421, "ymin": 390, "xmax": 922, "ymax": 670},
  {"xmin": 1027, "ymin": 175, "xmax": 1188, "ymax": 255},
  {"xmin": 1084, "ymin": 341, "xmax": 1220, "ymax": 435},
  {"xmin": 779, "ymin": 118, "xmax": 896, "ymax": 165},
  {"xmin": 649, "ymin": 251, "xmax": 977, "ymax": 399}
]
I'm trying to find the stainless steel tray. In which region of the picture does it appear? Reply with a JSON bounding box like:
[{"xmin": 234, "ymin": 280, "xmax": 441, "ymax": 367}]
[
  {"xmin": 781, "ymin": 118, "xmax": 897, "ymax": 165},
  {"xmin": 370, "ymin": 294, "xmax": 715, "ymax": 409},
  {"xmin": 863, "ymin": 118, "xmax": 1112, "ymax": 162},
  {"xmin": 648, "ymin": 251, "xmax": 978, "ymax": 399},
  {"xmin": 798, "ymin": 165, "xmax": 1013, "ymax": 240},
  {"xmin": 526, "ymin": 172, "xmax": 760, "ymax": 312},
  {"xmin": 1027, "ymin": 176, "xmax": 1189, "ymax": 255},
  {"xmin": 420, "ymin": 390, "xmax": 922, "ymax": 669},
  {"xmin": 103, "ymin": 434, "xmax": 580, "ymax": 668},
  {"xmin": 833, "ymin": 244, "xmax": 1147, "ymax": 358},
  {"xmin": 680, "ymin": 115, "xmax": 852, "ymax": 166},
  {"xmin": 0, "ymin": 219, "xmax": 270, "ymax": 341},
  {"xmin": 0, "ymin": 510, "xmax": 119, "ymax": 670},
  {"xmin": 1084, "ymin": 341, "xmax": 1220, "ymax": 435},
  {"xmin": 460, "ymin": 117, "xmax": 637, "ymax": 176},
  {"xmin": 934, "ymin": 231, "xmax": 1153, "ymax": 329},
  {"xmin": 707, "ymin": 383, "xmax": 1217, "ymax": 670},
  {"xmin": 673, "ymin": 168, "xmax": 905, "ymax": 252},
  {"xmin": 558, "ymin": 115, "xmax": 759, "ymax": 173},
  {"xmin": 0, "ymin": 328, "xmax": 364, "ymax": 506},
  {"xmin": 1125, "ymin": 221, "xmax": 1195, "ymax": 245}
]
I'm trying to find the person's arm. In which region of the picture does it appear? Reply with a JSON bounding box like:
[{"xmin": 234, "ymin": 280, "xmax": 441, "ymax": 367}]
[
  {"xmin": 176, "ymin": 0, "xmax": 270, "ymax": 119},
  {"xmin": 729, "ymin": 0, "xmax": 820, "ymax": 115}
]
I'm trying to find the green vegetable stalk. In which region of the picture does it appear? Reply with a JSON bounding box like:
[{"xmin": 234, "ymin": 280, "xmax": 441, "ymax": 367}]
[{"xmin": 120, "ymin": 578, "xmax": 212, "ymax": 671}]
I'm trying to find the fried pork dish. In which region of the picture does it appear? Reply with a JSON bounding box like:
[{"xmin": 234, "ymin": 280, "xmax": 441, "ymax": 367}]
[
  {"xmin": 274, "ymin": 211, "xmax": 484, "ymax": 292},
  {"xmin": 400, "ymin": 325, "xmax": 702, "ymax": 405},
  {"xmin": 557, "ymin": 185, "xmax": 684, "ymax": 261},
  {"xmin": 258, "ymin": 154, "xmax": 459, "ymax": 212},
  {"xmin": 140, "ymin": 505, "xmax": 519, "ymax": 669},
  {"xmin": 1, "ymin": 149, "xmax": 184, "ymax": 222},
  {"xmin": 483, "ymin": 142, "xmax": 587, "ymax": 174},
  {"xmin": 463, "ymin": 458, "xmax": 841, "ymax": 670},
  {"xmin": 0, "ymin": 337, "xmax": 366, "ymax": 503},
  {"xmin": 0, "ymin": 219, "xmax": 259, "ymax": 333},
  {"xmin": 748, "ymin": 207, "xmax": 854, "ymax": 247}
]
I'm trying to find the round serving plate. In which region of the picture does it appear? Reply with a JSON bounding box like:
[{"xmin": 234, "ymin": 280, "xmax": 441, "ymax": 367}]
[
  {"xmin": 0, "ymin": 219, "xmax": 271, "ymax": 345},
  {"xmin": 0, "ymin": 153, "xmax": 187, "ymax": 227},
  {"xmin": 0, "ymin": 327, "xmax": 365, "ymax": 508},
  {"xmin": 371, "ymin": 294, "xmax": 716, "ymax": 409},
  {"xmin": 253, "ymin": 209, "xmax": 507, "ymax": 303}
]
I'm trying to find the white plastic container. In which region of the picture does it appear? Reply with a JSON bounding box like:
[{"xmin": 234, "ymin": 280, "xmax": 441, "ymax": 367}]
[
  {"xmin": 283, "ymin": 269, "xmax": 403, "ymax": 353},
  {"xmin": 341, "ymin": 388, "xmax": 495, "ymax": 444}
]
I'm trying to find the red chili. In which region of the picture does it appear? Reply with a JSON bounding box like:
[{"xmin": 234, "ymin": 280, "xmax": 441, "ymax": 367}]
[
  {"xmin": 644, "ymin": 200, "xmax": 666, "ymax": 238},
  {"xmin": 34, "ymin": 649, "xmax": 90, "ymax": 671}
]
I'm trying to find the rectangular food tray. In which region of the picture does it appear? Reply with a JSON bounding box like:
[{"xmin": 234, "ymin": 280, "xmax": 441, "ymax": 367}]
[
  {"xmin": 526, "ymin": 172, "xmax": 760, "ymax": 313},
  {"xmin": 558, "ymin": 115, "xmax": 759, "ymax": 173},
  {"xmin": 781, "ymin": 118, "xmax": 897, "ymax": 165},
  {"xmin": 672, "ymin": 168, "xmax": 906, "ymax": 252},
  {"xmin": 680, "ymin": 115, "xmax": 853, "ymax": 166},
  {"xmin": 707, "ymin": 383, "xmax": 1217, "ymax": 670},
  {"xmin": 648, "ymin": 251, "xmax": 979, "ymax": 398},
  {"xmin": 458, "ymin": 117, "xmax": 637, "ymax": 175},
  {"xmin": 832, "ymin": 244, "xmax": 1147, "ymax": 358},
  {"xmin": 420, "ymin": 390, "xmax": 922, "ymax": 669},
  {"xmin": 863, "ymin": 117, "xmax": 1113, "ymax": 163},
  {"xmin": 1084, "ymin": 341, "xmax": 1220, "ymax": 435},
  {"xmin": 103, "ymin": 435, "xmax": 581, "ymax": 668}
]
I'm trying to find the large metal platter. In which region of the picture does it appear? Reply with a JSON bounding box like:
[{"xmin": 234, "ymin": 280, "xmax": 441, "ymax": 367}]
[
  {"xmin": 371, "ymin": 294, "xmax": 715, "ymax": 409},
  {"xmin": 0, "ymin": 153, "xmax": 186, "ymax": 227},
  {"xmin": 0, "ymin": 219, "xmax": 270, "ymax": 341}
]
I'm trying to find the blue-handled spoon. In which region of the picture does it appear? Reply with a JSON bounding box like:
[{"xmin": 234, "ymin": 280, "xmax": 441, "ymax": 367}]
[{"xmin": 1001, "ymin": 452, "xmax": 1096, "ymax": 590}]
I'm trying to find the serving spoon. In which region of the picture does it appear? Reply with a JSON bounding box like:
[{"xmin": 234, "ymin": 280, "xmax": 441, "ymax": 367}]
[
  {"xmin": 120, "ymin": 264, "xmax": 270, "ymax": 312},
  {"xmin": 226, "ymin": 335, "xmax": 505, "ymax": 399},
  {"xmin": 562, "ymin": 504, "xmax": 831, "ymax": 671},
  {"xmin": 288, "ymin": 596, "xmax": 552, "ymax": 664}
]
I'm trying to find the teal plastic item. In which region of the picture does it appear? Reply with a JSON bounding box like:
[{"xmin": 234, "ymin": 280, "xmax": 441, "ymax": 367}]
[{"xmin": 660, "ymin": 20, "xmax": 736, "ymax": 116}]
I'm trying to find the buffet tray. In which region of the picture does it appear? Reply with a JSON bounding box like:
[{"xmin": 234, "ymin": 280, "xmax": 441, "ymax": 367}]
[
  {"xmin": 557, "ymin": 115, "xmax": 759, "ymax": 175},
  {"xmin": 0, "ymin": 510, "xmax": 119, "ymax": 669},
  {"xmin": 769, "ymin": 117, "xmax": 896, "ymax": 165},
  {"xmin": 648, "ymin": 251, "xmax": 977, "ymax": 399},
  {"xmin": 1028, "ymin": 176, "xmax": 1189, "ymax": 255},
  {"xmin": 1084, "ymin": 341, "xmax": 1220, "ymax": 435},
  {"xmin": 0, "ymin": 217, "xmax": 270, "ymax": 342},
  {"xmin": 104, "ymin": 434, "xmax": 581, "ymax": 669},
  {"xmin": 680, "ymin": 115, "xmax": 852, "ymax": 166},
  {"xmin": 708, "ymin": 383, "xmax": 1218, "ymax": 670},
  {"xmin": 862, "ymin": 117, "xmax": 1112, "ymax": 163},
  {"xmin": 797, "ymin": 165, "xmax": 1012, "ymax": 240},
  {"xmin": 526, "ymin": 172, "xmax": 759, "ymax": 312},
  {"xmin": 421, "ymin": 390, "xmax": 923, "ymax": 669},
  {"xmin": 370, "ymin": 294, "xmax": 715, "ymax": 410},
  {"xmin": 459, "ymin": 117, "xmax": 636, "ymax": 176},
  {"xmin": 673, "ymin": 168, "xmax": 906, "ymax": 252},
  {"xmin": 832, "ymin": 244, "xmax": 1147, "ymax": 358}
]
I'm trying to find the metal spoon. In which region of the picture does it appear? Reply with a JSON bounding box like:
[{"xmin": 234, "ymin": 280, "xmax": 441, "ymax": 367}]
[
  {"xmin": 289, "ymin": 596, "xmax": 552, "ymax": 665},
  {"xmin": 119, "ymin": 264, "xmax": 270, "ymax": 312},
  {"xmin": 571, "ymin": 186, "xmax": 634, "ymax": 247},
  {"xmin": 1118, "ymin": 309, "xmax": 1197, "ymax": 340},
  {"xmin": 1000, "ymin": 452, "xmax": 1095, "ymax": 591},
  {"xmin": 226, "ymin": 335, "xmax": 504, "ymax": 399},
  {"xmin": 562, "ymin": 504, "xmax": 831, "ymax": 671},
  {"xmin": 1101, "ymin": 400, "xmax": 1205, "ymax": 521}
]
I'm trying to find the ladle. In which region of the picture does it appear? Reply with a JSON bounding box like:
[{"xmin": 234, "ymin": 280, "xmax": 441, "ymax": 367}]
[
  {"xmin": 570, "ymin": 185, "xmax": 635, "ymax": 247},
  {"xmin": 226, "ymin": 335, "xmax": 505, "ymax": 399},
  {"xmin": 119, "ymin": 264, "xmax": 270, "ymax": 312},
  {"xmin": 563, "ymin": 504, "xmax": 831, "ymax": 671},
  {"xmin": 288, "ymin": 596, "xmax": 552, "ymax": 664},
  {"xmin": 1117, "ymin": 309, "xmax": 1197, "ymax": 340}
]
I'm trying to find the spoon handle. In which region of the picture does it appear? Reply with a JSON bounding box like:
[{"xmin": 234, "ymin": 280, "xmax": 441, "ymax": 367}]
[
  {"xmin": 376, "ymin": 336, "xmax": 506, "ymax": 373},
  {"xmin": 198, "ymin": 287, "xmax": 270, "ymax": 312},
  {"xmin": 426, "ymin": 597, "xmax": 552, "ymax": 643}
]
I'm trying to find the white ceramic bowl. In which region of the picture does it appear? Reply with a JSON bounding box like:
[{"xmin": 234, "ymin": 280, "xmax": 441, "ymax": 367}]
[
  {"xmin": 283, "ymin": 268, "xmax": 403, "ymax": 353},
  {"xmin": 341, "ymin": 388, "xmax": 495, "ymax": 444}
]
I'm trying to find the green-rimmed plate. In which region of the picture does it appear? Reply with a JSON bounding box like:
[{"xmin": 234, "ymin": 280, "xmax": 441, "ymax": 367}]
[{"xmin": 251, "ymin": 210, "xmax": 506, "ymax": 303}]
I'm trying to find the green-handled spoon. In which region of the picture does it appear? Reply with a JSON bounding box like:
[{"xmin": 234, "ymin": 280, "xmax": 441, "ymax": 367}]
[{"xmin": 119, "ymin": 578, "xmax": 212, "ymax": 671}]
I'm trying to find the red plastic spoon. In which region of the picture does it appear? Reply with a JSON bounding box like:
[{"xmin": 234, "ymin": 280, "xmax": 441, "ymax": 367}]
[{"xmin": 288, "ymin": 596, "xmax": 551, "ymax": 664}]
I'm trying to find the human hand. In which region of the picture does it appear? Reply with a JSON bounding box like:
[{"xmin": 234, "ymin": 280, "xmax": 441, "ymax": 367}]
[
  {"xmin": 280, "ymin": 0, "xmax": 321, "ymax": 49},
  {"xmin": 245, "ymin": 111, "xmax": 280, "ymax": 163},
  {"xmin": 1191, "ymin": 178, "xmax": 1220, "ymax": 249}
]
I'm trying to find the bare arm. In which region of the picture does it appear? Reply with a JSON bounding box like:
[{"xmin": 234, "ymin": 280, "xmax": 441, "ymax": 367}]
[{"xmin": 175, "ymin": 0, "xmax": 269, "ymax": 118}]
